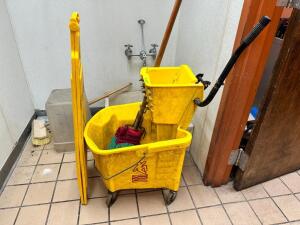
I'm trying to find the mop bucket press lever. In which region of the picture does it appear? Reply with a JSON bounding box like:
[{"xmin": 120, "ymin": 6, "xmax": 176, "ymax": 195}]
[{"xmin": 194, "ymin": 16, "xmax": 271, "ymax": 107}]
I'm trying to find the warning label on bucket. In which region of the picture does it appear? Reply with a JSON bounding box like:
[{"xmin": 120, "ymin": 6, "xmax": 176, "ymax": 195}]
[{"xmin": 132, "ymin": 160, "xmax": 148, "ymax": 182}]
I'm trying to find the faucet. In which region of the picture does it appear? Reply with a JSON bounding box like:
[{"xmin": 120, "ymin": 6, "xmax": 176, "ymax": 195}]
[
  {"xmin": 124, "ymin": 19, "xmax": 158, "ymax": 66},
  {"xmin": 124, "ymin": 44, "xmax": 133, "ymax": 59},
  {"xmin": 149, "ymin": 44, "xmax": 158, "ymax": 59}
]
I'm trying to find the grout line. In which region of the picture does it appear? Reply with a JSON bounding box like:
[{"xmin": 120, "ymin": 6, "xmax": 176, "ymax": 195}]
[
  {"xmin": 0, "ymin": 197, "xmax": 258, "ymax": 214},
  {"xmin": 13, "ymin": 208, "xmax": 21, "ymax": 225},
  {"xmin": 82, "ymin": 222, "xmax": 109, "ymax": 225},
  {"xmin": 6, "ymin": 160, "xmax": 300, "ymax": 196},
  {"xmin": 13, "ymin": 202, "xmax": 53, "ymax": 209},
  {"xmin": 109, "ymin": 216, "xmax": 139, "ymax": 223},
  {"xmin": 44, "ymin": 151, "xmax": 64, "ymax": 225},
  {"xmin": 272, "ymin": 219, "xmax": 300, "ymax": 225},
  {"xmin": 277, "ymin": 178, "xmax": 300, "ymax": 204},
  {"xmin": 0, "ymin": 198, "xmax": 81, "ymax": 210},
  {"xmin": 239, "ymin": 189, "xmax": 263, "ymax": 225},
  {"xmin": 161, "ymin": 189, "xmax": 173, "ymax": 225},
  {"xmin": 7, "ymin": 179, "xmax": 66, "ymax": 187},
  {"xmin": 243, "ymin": 195, "xmax": 276, "ymax": 201},
  {"xmin": 107, "ymin": 190, "xmax": 111, "ymax": 225},
  {"xmin": 180, "ymin": 174, "xmax": 187, "ymax": 187},
  {"xmin": 12, "ymin": 178, "xmax": 300, "ymax": 210},
  {"xmin": 261, "ymin": 183, "xmax": 289, "ymax": 222},
  {"xmin": 76, "ymin": 199, "xmax": 81, "ymax": 225},
  {"xmin": 270, "ymin": 195, "xmax": 294, "ymax": 223},
  {"xmin": 0, "ymin": 196, "xmax": 110, "ymax": 211},
  {"xmin": 81, "ymin": 222, "xmax": 109, "ymax": 225},
  {"xmin": 5, "ymin": 176, "xmax": 100, "ymax": 187},
  {"xmin": 196, "ymin": 203, "xmax": 223, "ymax": 210},
  {"xmin": 46, "ymin": 159, "xmax": 94, "ymax": 166},
  {"xmin": 108, "ymin": 211, "xmax": 200, "ymax": 224},
  {"xmin": 139, "ymin": 212, "xmax": 169, "ymax": 219},
  {"xmin": 210, "ymin": 182, "xmax": 234, "ymax": 225},
  {"xmin": 13, "ymin": 146, "xmax": 43, "ymax": 225},
  {"xmin": 221, "ymin": 199, "xmax": 259, "ymax": 206},
  {"xmin": 273, "ymin": 174, "xmax": 300, "ymax": 201},
  {"xmin": 108, "ymin": 210, "xmax": 233, "ymax": 224},
  {"xmin": 182, "ymin": 175, "xmax": 203, "ymax": 225},
  {"xmin": 16, "ymin": 157, "xmax": 93, "ymax": 168},
  {"xmin": 217, "ymin": 204, "xmax": 234, "ymax": 224},
  {"xmin": 141, "ymin": 206, "xmax": 227, "ymax": 218},
  {"xmin": 108, "ymin": 202, "xmax": 111, "ymax": 225},
  {"xmin": 134, "ymin": 190, "xmax": 142, "ymax": 225},
  {"xmin": 168, "ymin": 207, "xmax": 215, "ymax": 215},
  {"xmin": 278, "ymin": 175, "xmax": 297, "ymax": 195}
]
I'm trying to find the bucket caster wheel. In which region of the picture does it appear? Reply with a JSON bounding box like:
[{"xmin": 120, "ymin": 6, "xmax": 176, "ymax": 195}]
[
  {"xmin": 164, "ymin": 190, "xmax": 177, "ymax": 205},
  {"xmin": 106, "ymin": 191, "xmax": 118, "ymax": 207}
]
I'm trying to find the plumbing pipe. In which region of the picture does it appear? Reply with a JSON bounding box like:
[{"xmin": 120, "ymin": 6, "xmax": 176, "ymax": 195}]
[
  {"xmin": 138, "ymin": 19, "xmax": 146, "ymax": 52},
  {"xmin": 138, "ymin": 19, "xmax": 147, "ymax": 66}
]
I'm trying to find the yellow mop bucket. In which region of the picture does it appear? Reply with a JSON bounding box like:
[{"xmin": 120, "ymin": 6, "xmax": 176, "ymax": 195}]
[
  {"xmin": 141, "ymin": 65, "xmax": 204, "ymax": 129},
  {"xmin": 84, "ymin": 102, "xmax": 192, "ymax": 206}
]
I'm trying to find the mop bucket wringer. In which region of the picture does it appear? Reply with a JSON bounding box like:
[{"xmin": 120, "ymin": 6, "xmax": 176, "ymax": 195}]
[{"xmin": 84, "ymin": 65, "xmax": 204, "ymax": 206}]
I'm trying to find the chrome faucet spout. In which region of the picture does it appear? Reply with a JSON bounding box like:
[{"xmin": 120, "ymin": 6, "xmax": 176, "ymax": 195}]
[{"xmin": 124, "ymin": 19, "xmax": 157, "ymax": 66}]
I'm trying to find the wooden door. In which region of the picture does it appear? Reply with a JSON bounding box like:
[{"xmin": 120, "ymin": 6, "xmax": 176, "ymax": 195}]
[
  {"xmin": 203, "ymin": 0, "xmax": 283, "ymax": 187},
  {"xmin": 234, "ymin": 9, "xmax": 300, "ymax": 190}
]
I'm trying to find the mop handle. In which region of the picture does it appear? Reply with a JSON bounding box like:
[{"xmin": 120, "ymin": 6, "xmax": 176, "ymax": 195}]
[
  {"xmin": 194, "ymin": 16, "xmax": 271, "ymax": 107},
  {"xmin": 155, "ymin": 0, "xmax": 182, "ymax": 67}
]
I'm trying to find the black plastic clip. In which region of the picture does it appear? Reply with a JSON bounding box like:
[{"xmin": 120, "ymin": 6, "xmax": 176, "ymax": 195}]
[{"xmin": 196, "ymin": 73, "xmax": 211, "ymax": 90}]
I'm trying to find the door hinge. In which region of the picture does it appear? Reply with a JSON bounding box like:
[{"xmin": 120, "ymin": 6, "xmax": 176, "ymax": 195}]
[
  {"xmin": 228, "ymin": 148, "xmax": 249, "ymax": 171},
  {"xmin": 277, "ymin": 0, "xmax": 300, "ymax": 9}
]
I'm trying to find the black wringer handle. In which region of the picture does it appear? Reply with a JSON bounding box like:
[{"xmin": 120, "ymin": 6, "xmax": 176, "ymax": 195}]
[{"xmin": 194, "ymin": 16, "xmax": 271, "ymax": 107}]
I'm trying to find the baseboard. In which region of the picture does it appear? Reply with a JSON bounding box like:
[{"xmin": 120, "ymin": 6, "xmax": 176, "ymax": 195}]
[
  {"xmin": 35, "ymin": 109, "xmax": 46, "ymax": 117},
  {"xmin": 0, "ymin": 113, "xmax": 36, "ymax": 191},
  {"xmin": 90, "ymin": 107, "xmax": 103, "ymax": 116}
]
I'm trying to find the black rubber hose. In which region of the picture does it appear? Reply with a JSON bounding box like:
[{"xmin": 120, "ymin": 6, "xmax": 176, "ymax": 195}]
[{"xmin": 194, "ymin": 16, "xmax": 271, "ymax": 107}]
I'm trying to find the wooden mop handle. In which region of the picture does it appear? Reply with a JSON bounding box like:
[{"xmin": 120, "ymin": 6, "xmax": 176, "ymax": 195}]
[
  {"xmin": 154, "ymin": 0, "xmax": 182, "ymax": 67},
  {"xmin": 88, "ymin": 83, "xmax": 132, "ymax": 106}
]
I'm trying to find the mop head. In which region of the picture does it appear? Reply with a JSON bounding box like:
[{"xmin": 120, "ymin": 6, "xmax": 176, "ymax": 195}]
[
  {"xmin": 108, "ymin": 125, "xmax": 144, "ymax": 149},
  {"xmin": 31, "ymin": 119, "xmax": 51, "ymax": 146},
  {"xmin": 108, "ymin": 136, "xmax": 133, "ymax": 149}
]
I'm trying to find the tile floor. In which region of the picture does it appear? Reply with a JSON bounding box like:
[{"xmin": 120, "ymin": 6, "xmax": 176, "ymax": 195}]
[{"xmin": 0, "ymin": 138, "xmax": 300, "ymax": 225}]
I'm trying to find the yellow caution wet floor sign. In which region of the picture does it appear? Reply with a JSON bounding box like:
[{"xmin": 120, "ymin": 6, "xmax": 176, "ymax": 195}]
[{"xmin": 69, "ymin": 12, "xmax": 88, "ymax": 204}]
